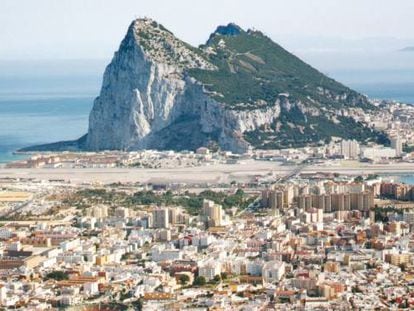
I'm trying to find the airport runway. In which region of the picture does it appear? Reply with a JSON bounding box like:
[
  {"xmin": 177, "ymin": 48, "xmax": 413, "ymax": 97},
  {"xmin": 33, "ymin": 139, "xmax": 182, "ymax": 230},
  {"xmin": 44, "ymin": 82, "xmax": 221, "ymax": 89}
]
[
  {"xmin": 0, "ymin": 161, "xmax": 291, "ymax": 184},
  {"xmin": 1, "ymin": 161, "xmax": 414, "ymax": 184}
]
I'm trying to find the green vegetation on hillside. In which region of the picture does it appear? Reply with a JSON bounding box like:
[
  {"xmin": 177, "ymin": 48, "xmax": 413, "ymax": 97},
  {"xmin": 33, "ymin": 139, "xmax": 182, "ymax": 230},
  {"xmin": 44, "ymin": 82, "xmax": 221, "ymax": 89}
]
[
  {"xmin": 185, "ymin": 26, "xmax": 387, "ymax": 148},
  {"xmin": 188, "ymin": 29, "xmax": 372, "ymax": 111},
  {"xmin": 244, "ymin": 105, "xmax": 389, "ymax": 149}
]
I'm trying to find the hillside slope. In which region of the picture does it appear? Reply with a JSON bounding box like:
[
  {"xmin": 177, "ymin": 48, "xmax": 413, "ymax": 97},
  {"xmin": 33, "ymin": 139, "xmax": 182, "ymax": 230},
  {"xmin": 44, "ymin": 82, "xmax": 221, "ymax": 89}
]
[{"xmin": 21, "ymin": 19, "xmax": 387, "ymax": 153}]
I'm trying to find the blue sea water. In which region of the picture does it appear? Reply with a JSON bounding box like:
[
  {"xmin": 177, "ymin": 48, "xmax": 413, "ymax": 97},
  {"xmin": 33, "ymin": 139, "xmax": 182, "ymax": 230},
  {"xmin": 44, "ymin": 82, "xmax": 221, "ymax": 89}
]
[
  {"xmin": 0, "ymin": 60, "xmax": 413, "ymax": 163},
  {"xmin": 350, "ymin": 82, "xmax": 414, "ymax": 105},
  {"xmin": 0, "ymin": 60, "xmax": 102, "ymax": 163},
  {"xmin": 396, "ymin": 175, "xmax": 414, "ymax": 185},
  {"xmin": 0, "ymin": 96, "xmax": 94, "ymax": 163}
]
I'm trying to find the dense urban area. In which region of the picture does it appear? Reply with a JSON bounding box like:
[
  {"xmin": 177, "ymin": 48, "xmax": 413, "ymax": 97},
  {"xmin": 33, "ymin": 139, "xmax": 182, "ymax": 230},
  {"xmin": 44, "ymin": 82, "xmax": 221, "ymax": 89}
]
[
  {"xmin": 0, "ymin": 101, "xmax": 414, "ymax": 310},
  {"xmin": 1, "ymin": 2, "xmax": 413, "ymax": 309}
]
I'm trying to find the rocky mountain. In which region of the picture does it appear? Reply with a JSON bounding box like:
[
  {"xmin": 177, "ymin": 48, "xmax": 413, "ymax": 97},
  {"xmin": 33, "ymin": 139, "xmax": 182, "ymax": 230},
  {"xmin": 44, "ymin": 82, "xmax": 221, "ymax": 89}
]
[{"xmin": 22, "ymin": 18, "xmax": 388, "ymax": 153}]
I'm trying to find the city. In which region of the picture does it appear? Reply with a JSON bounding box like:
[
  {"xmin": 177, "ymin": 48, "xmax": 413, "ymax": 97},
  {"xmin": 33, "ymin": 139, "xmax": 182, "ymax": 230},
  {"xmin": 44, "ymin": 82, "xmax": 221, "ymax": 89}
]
[
  {"xmin": 1, "ymin": 1, "xmax": 414, "ymax": 310},
  {"xmin": 1, "ymin": 136, "xmax": 414, "ymax": 309}
]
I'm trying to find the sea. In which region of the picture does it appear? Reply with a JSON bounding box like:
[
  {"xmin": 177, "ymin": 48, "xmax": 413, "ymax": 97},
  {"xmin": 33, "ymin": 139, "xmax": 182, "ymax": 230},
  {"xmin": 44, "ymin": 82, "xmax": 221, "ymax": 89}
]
[
  {"xmin": 0, "ymin": 60, "xmax": 103, "ymax": 163},
  {"xmin": 392, "ymin": 175, "xmax": 414, "ymax": 185},
  {"xmin": 0, "ymin": 59, "xmax": 414, "ymax": 165}
]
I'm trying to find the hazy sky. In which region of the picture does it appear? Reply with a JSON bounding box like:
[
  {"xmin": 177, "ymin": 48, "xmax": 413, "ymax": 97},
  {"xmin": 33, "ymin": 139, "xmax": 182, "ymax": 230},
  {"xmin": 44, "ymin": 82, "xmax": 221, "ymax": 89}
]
[{"xmin": 1, "ymin": 0, "xmax": 413, "ymax": 60}]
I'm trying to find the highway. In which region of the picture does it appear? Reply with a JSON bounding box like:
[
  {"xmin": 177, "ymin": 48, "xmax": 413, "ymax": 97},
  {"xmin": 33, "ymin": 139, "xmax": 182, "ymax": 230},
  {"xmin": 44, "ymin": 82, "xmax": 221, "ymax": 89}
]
[{"xmin": 0, "ymin": 200, "xmax": 32, "ymax": 219}]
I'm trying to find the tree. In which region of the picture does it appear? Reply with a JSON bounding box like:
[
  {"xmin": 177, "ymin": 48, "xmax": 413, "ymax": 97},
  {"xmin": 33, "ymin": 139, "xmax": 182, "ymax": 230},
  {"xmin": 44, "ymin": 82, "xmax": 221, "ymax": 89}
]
[
  {"xmin": 220, "ymin": 272, "xmax": 228, "ymax": 280},
  {"xmin": 45, "ymin": 271, "xmax": 69, "ymax": 281},
  {"xmin": 193, "ymin": 276, "xmax": 206, "ymax": 286},
  {"xmin": 179, "ymin": 274, "xmax": 190, "ymax": 285},
  {"xmin": 366, "ymin": 174, "xmax": 378, "ymax": 180},
  {"xmin": 235, "ymin": 189, "xmax": 244, "ymax": 196},
  {"xmin": 212, "ymin": 274, "xmax": 221, "ymax": 284},
  {"xmin": 399, "ymin": 263, "xmax": 407, "ymax": 272},
  {"xmin": 207, "ymin": 141, "xmax": 220, "ymax": 153},
  {"xmin": 354, "ymin": 175, "xmax": 364, "ymax": 183},
  {"xmin": 132, "ymin": 299, "xmax": 143, "ymax": 311}
]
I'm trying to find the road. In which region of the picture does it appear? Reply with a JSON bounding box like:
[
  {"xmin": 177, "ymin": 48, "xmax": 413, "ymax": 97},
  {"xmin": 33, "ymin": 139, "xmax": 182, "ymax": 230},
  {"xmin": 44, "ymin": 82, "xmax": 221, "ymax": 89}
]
[
  {"xmin": 0, "ymin": 219, "xmax": 73, "ymax": 226},
  {"xmin": 0, "ymin": 200, "xmax": 32, "ymax": 219},
  {"xmin": 280, "ymin": 163, "xmax": 308, "ymax": 182}
]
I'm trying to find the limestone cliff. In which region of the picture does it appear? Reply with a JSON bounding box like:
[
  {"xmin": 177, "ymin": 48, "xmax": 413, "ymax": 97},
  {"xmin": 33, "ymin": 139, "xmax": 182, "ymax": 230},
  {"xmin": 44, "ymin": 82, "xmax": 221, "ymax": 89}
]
[
  {"xmin": 22, "ymin": 18, "xmax": 388, "ymax": 153},
  {"xmin": 86, "ymin": 19, "xmax": 286, "ymax": 153}
]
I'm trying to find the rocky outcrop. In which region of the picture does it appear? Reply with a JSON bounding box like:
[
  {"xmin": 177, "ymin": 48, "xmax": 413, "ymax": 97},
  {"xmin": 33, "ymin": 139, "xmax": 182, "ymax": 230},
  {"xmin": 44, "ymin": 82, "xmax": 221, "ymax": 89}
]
[
  {"xmin": 85, "ymin": 19, "xmax": 281, "ymax": 153},
  {"xmin": 22, "ymin": 18, "xmax": 385, "ymax": 153}
]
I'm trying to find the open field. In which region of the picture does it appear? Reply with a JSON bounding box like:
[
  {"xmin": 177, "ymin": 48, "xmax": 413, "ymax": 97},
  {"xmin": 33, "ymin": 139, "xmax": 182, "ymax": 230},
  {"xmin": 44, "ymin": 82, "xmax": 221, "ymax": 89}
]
[{"xmin": 2, "ymin": 160, "xmax": 414, "ymax": 184}]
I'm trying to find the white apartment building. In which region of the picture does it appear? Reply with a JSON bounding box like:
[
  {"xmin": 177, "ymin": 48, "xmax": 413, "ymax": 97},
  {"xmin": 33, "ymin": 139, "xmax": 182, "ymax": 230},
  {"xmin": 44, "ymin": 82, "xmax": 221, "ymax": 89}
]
[
  {"xmin": 152, "ymin": 208, "xmax": 169, "ymax": 229},
  {"xmin": 151, "ymin": 245, "xmax": 182, "ymax": 262},
  {"xmin": 262, "ymin": 261, "xmax": 285, "ymax": 284},
  {"xmin": 198, "ymin": 260, "xmax": 222, "ymax": 281},
  {"xmin": 203, "ymin": 199, "xmax": 224, "ymax": 227},
  {"xmin": 361, "ymin": 146, "xmax": 396, "ymax": 160},
  {"xmin": 340, "ymin": 139, "xmax": 360, "ymax": 159},
  {"xmin": 390, "ymin": 136, "xmax": 403, "ymax": 156}
]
